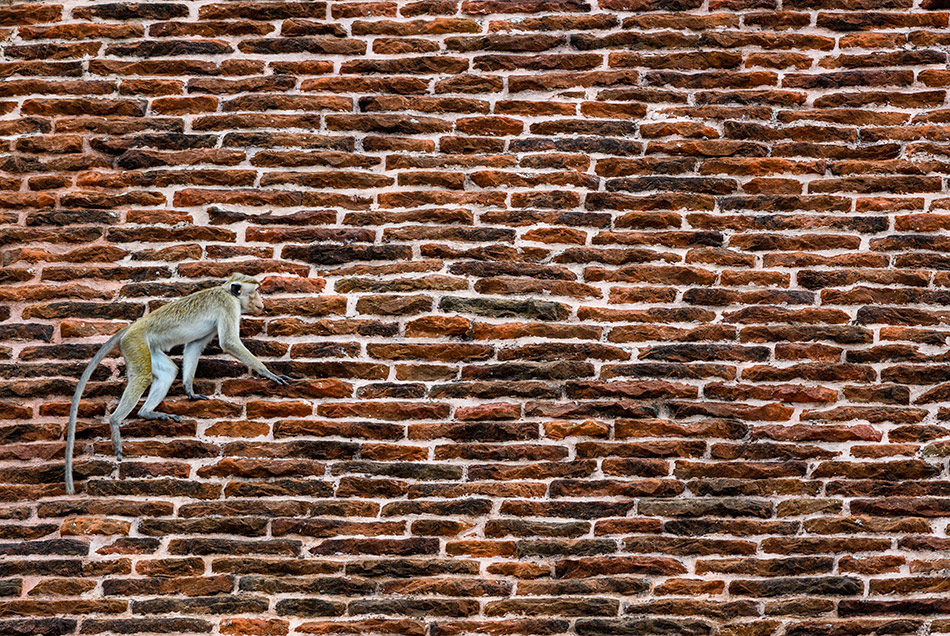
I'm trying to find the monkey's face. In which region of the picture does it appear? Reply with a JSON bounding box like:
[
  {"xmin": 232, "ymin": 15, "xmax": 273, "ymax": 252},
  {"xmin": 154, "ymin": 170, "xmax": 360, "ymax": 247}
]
[
  {"xmin": 234, "ymin": 284, "xmax": 265, "ymax": 315},
  {"xmin": 243, "ymin": 287, "xmax": 265, "ymax": 315}
]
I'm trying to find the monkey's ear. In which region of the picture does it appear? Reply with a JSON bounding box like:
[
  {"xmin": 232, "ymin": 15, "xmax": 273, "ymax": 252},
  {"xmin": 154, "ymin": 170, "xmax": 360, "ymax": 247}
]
[{"xmin": 230, "ymin": 283, "xmax": 242, "ymax": 297}]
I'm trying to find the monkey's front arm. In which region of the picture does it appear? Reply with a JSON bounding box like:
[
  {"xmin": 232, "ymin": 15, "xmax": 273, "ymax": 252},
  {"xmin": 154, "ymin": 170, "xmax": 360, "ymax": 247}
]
[{"xmin": 217, "ymin": 316, "xmax": 290, "ymax": 385}]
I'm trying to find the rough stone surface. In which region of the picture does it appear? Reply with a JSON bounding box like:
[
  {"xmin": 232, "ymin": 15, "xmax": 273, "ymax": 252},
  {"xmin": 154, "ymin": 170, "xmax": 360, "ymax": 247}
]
[{"xmin": 0, "ymin": 1, "xmax": 948, "ymax": 634}]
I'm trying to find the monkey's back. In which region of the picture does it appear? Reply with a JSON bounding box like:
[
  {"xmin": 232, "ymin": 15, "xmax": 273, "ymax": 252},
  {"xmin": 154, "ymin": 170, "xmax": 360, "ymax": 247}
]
[{"xmin": 126, "ymin": 285, "xmax": 236, "ymax": 352}]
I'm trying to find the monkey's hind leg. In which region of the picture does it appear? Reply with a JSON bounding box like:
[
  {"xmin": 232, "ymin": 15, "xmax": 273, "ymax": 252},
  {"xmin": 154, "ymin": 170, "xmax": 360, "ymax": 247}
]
[
  {"xmin": 110, "ymin": 336, "xmax": 153, "ymax": 461},
  {"xmin": 137, "ymin": 349, "xmax": 183, "ymax": 423}
]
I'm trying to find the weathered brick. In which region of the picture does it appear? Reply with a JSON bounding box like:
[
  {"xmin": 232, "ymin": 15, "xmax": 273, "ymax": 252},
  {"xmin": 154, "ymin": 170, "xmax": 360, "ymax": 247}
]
[{"xmin": 0, "ymin": 1, "xmax": 945, "ymax": 631}]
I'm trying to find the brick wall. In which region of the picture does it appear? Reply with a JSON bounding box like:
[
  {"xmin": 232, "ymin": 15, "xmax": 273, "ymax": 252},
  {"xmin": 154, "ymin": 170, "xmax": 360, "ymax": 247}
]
[{"xmin": 1, "ymin": 0, "xmax": 949, "ymax": 634}]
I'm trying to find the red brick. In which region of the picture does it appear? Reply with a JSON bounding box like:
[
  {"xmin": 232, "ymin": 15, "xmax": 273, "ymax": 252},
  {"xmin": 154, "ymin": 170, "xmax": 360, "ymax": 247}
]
[{"xmin": 0, "ymin": 2, "xmax": 945, "ymax": 631}]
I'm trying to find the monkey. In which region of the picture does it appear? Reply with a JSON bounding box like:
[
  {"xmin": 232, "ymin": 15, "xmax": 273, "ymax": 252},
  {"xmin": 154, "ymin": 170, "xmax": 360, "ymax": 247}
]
[{"xmin": 65, "ymin": 273, "xmax": 290, "ymax": 494}]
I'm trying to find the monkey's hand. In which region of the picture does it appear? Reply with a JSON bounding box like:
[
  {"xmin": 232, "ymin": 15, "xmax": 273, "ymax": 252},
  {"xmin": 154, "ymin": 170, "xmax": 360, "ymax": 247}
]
[
  {"xmin": 187, "ymin": 393, "xmax": 210, "ymax": 401},
  {"xmin": 271, "ymin": 374, "xmax": 292, "ymax": 385}
]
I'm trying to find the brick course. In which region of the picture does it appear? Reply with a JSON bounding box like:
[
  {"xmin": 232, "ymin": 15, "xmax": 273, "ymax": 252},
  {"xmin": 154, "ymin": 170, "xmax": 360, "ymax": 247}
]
[{"xmin": 0, "ymin": 1, "xmax": 949, "ymax": 634}]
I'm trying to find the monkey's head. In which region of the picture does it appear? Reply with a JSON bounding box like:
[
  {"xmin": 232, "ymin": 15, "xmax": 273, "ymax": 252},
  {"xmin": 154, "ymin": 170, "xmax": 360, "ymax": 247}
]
[{"xmin": 226, "ymin": 273, "xmax": 264, "ymax": 315}]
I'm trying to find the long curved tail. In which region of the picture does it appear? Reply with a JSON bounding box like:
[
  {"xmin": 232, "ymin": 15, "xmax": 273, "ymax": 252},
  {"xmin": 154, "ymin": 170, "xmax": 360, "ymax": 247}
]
[{"xmin": 65, "ymin": 327, "xmax": 127, "ymax": 494}]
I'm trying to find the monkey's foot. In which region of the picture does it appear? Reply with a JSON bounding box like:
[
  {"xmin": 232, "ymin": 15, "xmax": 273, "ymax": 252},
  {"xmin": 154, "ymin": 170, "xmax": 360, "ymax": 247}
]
[
  {"xmin": 187, "ymin": 393, "xmax": 210, "ymax": 401},
  {"xmin": 139, "ymin": 411, "xmax": 183, "ymax": 422}
]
